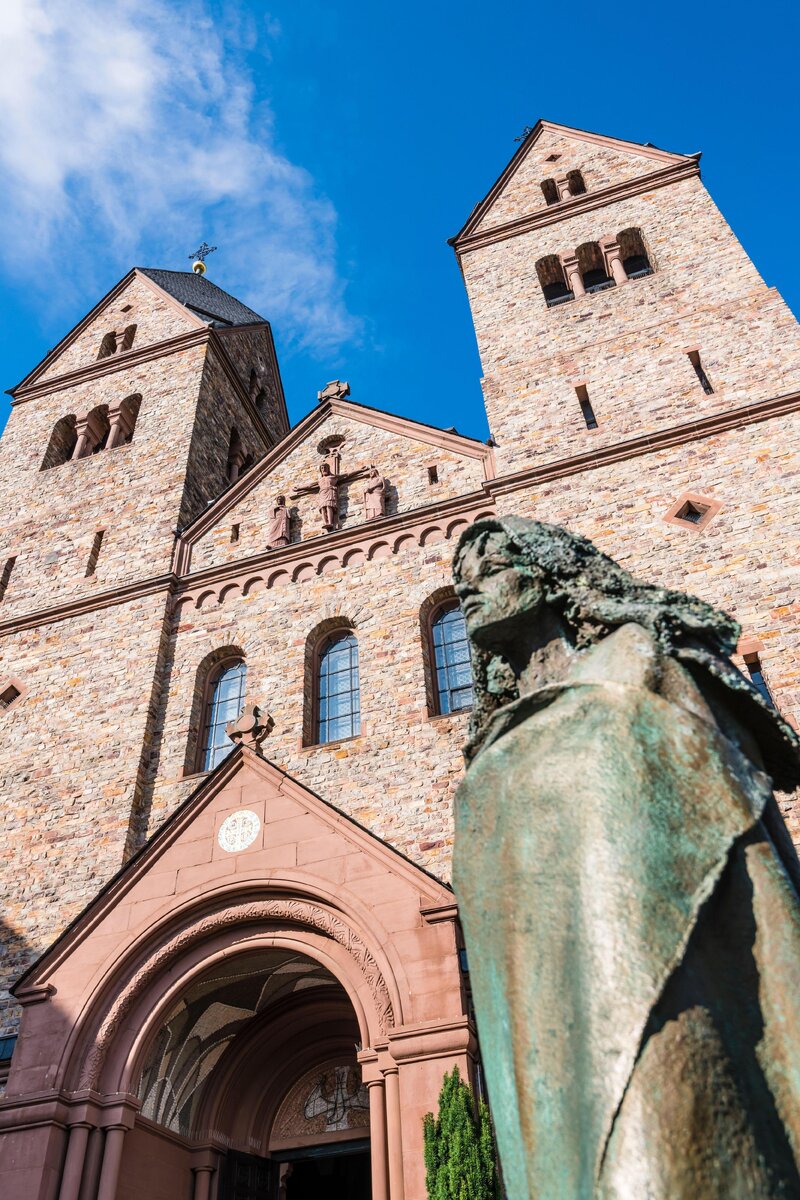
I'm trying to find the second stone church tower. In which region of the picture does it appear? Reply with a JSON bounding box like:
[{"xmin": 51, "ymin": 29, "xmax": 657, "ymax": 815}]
[{"xmin": 0, "ymin": 121, "xmax": 798, "ymax": 1200}]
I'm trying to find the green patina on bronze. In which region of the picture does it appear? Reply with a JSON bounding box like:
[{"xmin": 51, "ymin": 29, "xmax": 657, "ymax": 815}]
[{"xmin": 452, "ymin": 516, "xmax": 800, "ymax": 1200}]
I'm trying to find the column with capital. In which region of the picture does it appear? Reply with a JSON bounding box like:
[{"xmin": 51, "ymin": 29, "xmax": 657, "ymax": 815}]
[
  {"xmin": 560, "ymin": 253, "xmax": 586, "ymax": 298},
  {"xmin": 600, "ymin": 236, "xmax": 628, "ymax": 287}
]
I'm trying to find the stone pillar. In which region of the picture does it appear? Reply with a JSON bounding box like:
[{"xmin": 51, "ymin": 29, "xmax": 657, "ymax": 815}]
[
  {"xmin": 555, "ymin": 175, "xmax": 572, "ymax": 202},
  {"xmin": 96, "ymin": 1126, "xmax": 126, "ymax": 1200},
  {"xmin": 78, "ymin": 1128, "xmax": 104, "ymax": 1200},
  {"xmin": 58, "ymin": 1123, "xmax": 92, "ymax": 1200},
  {"xmin": 228, "ymin": 449, "xmax": 246, "ymax": 483},
  {"xmin": 600, "ymin": 237, "xmax": 627, "ymax": 287},
  {"xmin": 72, "ymin": 418, "xmax": 92, "ymax": 460},
  {"xmin": 106, "ymin": 406, "xmax": 134, "ymax": 450},
  {"xmin": 560, "ymin": 254, "xmax": 585, "ymax": 298},
  {"xmin": 382, "ymin": 1060, "xmax": 405, "ymax": 1200},
  {"xmin": 366, "ymin": 1077, "xmax": 389, "ymax": 1200},
  {"xmin": 192, "ymin": 1166, "xmax": 214, "ymax": 1200}
]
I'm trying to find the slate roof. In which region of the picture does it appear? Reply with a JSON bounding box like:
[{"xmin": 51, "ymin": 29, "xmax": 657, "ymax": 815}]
[{"xmin": 138, "ymin": 268, "xmax": 266, "ymax": 327}]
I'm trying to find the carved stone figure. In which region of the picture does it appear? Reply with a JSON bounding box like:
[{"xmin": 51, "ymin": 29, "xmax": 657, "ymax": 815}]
[
  {"xmin": 452, "ymin": 515, "xmax": 800, "ymax": 1200},
  {"xmin": 267, "ymin": 494, "xmax": 290, "ymax": 547},
  {"xmin": 363, "ymin": 465, "xmax": 385, "ymax": 520},
  {"xmin": 318, "ymin": 462, "xmax": 339, "ymax": 531}
]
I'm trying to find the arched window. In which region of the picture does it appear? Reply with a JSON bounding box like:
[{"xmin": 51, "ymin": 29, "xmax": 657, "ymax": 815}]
[
  {"xmin": 40, "ymin": 415, "xmax": 78, "ymax": 470},
  {"xmin": 576, "ymin": 242, "xmax": 614, "ymax": 294},
  {"xmin": 249, "ymin": 369, "xmax": 259, "ymax": 400},
  {"xmin": 536, "ymin": 255, "xmax": 574, "ymax": 308},
  {"xmin": 119, "ymin": 323, "xmax": 137, "ymax": 352},
  {"xmin": 117, "ymin": 393, "xmax": 142, "ymax": 445},
  {"xmin": 227, "ymin": 427, "xmax": 244, "ymax": 483},
  {"xmin": 431, "ymin": 603, "xmax": 473, "ymax": 714},
  {"xmin": 317, "ymin": 632, "xmax": 360, "ymax": 744},
  {"xmin": 200, "ymin": 658, "xmax": 247, "ymax": 771},
  {"xmin": 540, "ymin": 179, "xmax": 559, "ymax": 206},
  {"xmin": 566, "ymin": 169, "xmax": 586, "ymax": 196},
  {"xmin": 617, "ymin": 227, "xmax": 653, "ymax": 279},
  {"xmin": 87, "ymin": 405, "xmax": 111, "ymax": 454},
  {"xmin": 255, "ymin": 389, "xmax": 268, "ymax": 418},
  {"xmin": 97, "ymin": 331, "xmax": 117, "ymax": 360}
]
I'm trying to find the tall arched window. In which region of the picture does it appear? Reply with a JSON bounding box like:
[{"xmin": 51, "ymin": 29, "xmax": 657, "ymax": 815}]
[
  {"xmin": 317, "ymin": 632, "xmax": 360, "ymax": 744},
  {"xmin": 200, "ymin": 658, "xmax": 247, "ymax": 770},
  {"xmin": 536, "ymin": 255, "xmax": 574, "ymax": 308},
  {"xmin": 576, "ymin": 242, "xmax": 614, "ymax": 294},
  {"xmin": 617, "ymin": 227, "xmax": 654, "ymax": 279},
  {"xmin": 431, "ymin": 603, "xmax": 473, "ymax": 714},
  {"xmin": 40, "ymin": 415, "xmax": 78, "ymax": 470}
]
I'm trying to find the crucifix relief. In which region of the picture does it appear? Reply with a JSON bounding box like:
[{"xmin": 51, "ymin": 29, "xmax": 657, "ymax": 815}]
[{"xmin": 290, "ymin": 441, "xmax": 373, "ymax": 533}]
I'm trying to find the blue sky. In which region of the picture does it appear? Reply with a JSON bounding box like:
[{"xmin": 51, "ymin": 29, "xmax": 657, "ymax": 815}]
[{"xmin": 0, "ymin": 0, "xmax": 798, "ymax": 441}]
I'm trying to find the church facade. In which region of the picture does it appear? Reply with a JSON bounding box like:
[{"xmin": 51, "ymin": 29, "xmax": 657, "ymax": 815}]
[{"xmin": 0, "ymin": 121, "xmax": 798, "ymax": 1199}]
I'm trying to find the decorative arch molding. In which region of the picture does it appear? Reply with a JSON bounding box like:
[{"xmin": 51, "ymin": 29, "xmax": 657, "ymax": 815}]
[{"xmin": 76, "ymin": 894, "xmax": 397, "ymax": 1094}]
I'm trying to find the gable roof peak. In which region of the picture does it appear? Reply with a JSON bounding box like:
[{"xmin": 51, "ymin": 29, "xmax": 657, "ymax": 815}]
[{"xmin": 137, "ymin": 267, "xmax": 267, "ymax": 328}]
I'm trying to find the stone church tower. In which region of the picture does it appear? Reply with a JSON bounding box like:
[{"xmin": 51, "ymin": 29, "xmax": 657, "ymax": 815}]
[{"xmin": 0, "ymin": 122, "xmax": 798, "ymax": 1200}]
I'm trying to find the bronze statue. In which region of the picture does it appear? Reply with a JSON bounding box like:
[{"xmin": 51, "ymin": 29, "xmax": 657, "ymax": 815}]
[
  {"xmin": 267, "ymin": 495, "xmax": 290, "ymax": 547},
  {"xmin": 453, "ymin": 516, "xmax": 800, "ymax": 1200},
  {"xmin": 363, "ymin": 465, "xmax": 385, "ymax": 520}
]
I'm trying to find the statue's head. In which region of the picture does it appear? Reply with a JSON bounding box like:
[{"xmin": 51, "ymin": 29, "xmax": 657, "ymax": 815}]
[{"xmin": 454, "ymin": 517, "xmax": 800, "ymax": 783}]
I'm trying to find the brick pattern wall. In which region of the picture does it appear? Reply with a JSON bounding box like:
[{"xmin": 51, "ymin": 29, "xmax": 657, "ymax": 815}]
[
  {"xmin": 463, "ymin": 175, "xmax": 800, "ymax": 471},
  {"xmin": 36, "ymin": 274, "xmax": 196, "ymax": 383},
  {"xmin": 188, "ymin": 412, "xmax": 490, "ymax": 573},
  {"xmin": 474, "ymin": 128, "xmax": 674, "ymax": 232}
]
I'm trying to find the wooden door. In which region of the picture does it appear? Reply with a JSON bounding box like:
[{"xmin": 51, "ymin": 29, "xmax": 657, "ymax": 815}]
[{"xmin": 222, "ymin": 1150, "xmax": 277, "ymax": 1200}]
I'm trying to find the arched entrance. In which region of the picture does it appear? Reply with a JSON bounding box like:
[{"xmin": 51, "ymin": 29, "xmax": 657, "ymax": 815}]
[
  {"xmin": 136, "ymin": 947, "xmax": 372, "ymax": 1199},
  {"xmin": 0, "ymin": 749, "xmax": 474, "ymax": 1200}
]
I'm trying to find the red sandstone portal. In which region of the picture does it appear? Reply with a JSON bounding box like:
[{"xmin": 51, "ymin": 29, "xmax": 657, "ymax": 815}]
[{"xmin": 0, "ymin": 747, "xmax": 473, "ymax": 1200}]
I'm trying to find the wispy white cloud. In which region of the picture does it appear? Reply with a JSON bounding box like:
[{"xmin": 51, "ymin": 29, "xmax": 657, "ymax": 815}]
[{"xmin": 0, "ymin": 0, "xmax": 359, "ymax": 353}]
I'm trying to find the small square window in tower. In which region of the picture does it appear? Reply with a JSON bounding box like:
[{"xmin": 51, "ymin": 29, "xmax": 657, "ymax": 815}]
[
  {"xmin": 663, "ymin": 491, "xmax": 723, "ymax": 531},
  {"xmin": 0, "ymin": 684, "xmax": 21, "ymax": 711}
]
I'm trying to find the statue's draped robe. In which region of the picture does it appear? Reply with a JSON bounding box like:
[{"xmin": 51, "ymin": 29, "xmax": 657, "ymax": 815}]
[{"xmin": 455, "ymin": 624, "xmax": 800, "ymax": 1200}]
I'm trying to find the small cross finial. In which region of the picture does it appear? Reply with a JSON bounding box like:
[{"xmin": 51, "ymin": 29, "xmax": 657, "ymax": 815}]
[
  {"xmin": 514, "ymin": 125, "xmax": 534, "ymax": 142},
  {"xmin": 189, "ymin": 242, "xmax": 217, "ymax": 275}
]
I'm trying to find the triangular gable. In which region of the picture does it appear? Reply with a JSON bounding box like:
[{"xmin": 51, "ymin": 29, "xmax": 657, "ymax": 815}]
[
  {"xmin": 15, "ymin": 746, "xmax": 453, "ymax": 994},
  {"xmin": 10, "ymin": 268, "xmax": 207, "ymax": 395},
  {"xmin": 451, "ymin": 118, "xmax": 700, "ymax": 247},
  {"xmin": 180, "ymin": 395, "xmax": 494, "ymax": 547}
]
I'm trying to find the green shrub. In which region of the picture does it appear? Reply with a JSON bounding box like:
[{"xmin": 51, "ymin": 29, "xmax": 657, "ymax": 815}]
[{"xmin": 423, "ymin": 1065, "xmax": 500, "ymax": 1200}]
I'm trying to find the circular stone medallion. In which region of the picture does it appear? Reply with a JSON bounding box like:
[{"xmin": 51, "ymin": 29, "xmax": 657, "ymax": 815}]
[{"xmin": 218, "ymin": 809, "xmax": 261, "ymax": 853}]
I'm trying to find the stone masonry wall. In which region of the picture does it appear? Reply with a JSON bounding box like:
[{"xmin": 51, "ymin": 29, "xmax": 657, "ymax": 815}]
[
  {"xmin": 35, "ymin": 273, "xmax": 196, "ymax": 384},
  {"xmin": 462, "ymin": 175, "xmax": 800, "ymax": 470},
  {"xmin": 0, "ymin": 346, "xmax": 208, "ymax": 618},
  {"xmin": 188, "ymin": 411, "xmax": 490, "ymax": 574},
  {"xmin": 143, "ymin": 410, "xmax": 800, "ymax": 902},
  {"xmin": 475, "ymin": 127, "xmax": 681, "ymax": 232},
  {"xmin": 216, "ymin": 325, "xmax": 289, "ymax": 442},
  {"xmin": 0, "ymin": 592, "xmax": 170, "ymax": 1034}
]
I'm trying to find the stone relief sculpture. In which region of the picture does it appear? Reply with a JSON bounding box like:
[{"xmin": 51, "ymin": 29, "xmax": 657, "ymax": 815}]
[
  {"xmin": 363, "ymin": 465, "xmax": 386, "ymax": 520},
  {"xmin": 267, "ymin": 495, "xmax": 291, "ymax": 547},
  {"xmin": 452, "ymin": 515, "xmax": 800, "ymax": 1200}
]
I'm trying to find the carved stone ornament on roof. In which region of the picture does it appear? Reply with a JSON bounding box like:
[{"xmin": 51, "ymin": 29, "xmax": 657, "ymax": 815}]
[
  {"xmin": 225, "ymin": 703, "xmax": 274, "ymax": 752},
  {"xmin": 317, "ymin": 379, "xmax": 351, "ymax": 403},
  {"xmin": 79, "ymin": 899, "xmax": 395, "ymax": 1088}
]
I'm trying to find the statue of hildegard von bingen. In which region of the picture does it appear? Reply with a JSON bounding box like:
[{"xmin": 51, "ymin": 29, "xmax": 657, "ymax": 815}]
[{"xmin": 452, "ymin": 517, "xmax": 800, "ymax": 1200}]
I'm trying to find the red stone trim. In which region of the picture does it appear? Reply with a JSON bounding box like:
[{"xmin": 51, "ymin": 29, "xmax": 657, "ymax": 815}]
[
  {"xmin": 662, "ymin": 491, "xmax": 723, "ymax": 532},
  {"xmin": 10, "ymin": 328, "xmax": 211, "ymax": 403},
  {"xmin": 0, "ymin": 573, "xmax": 175, "ymax": 639},
  {"xmin": 737, "ymin": 636, "xmax": 766, "ymax": 658},
  {"xmin": 486, "ymin": 389, "xmax": 800, "ymax": 498},
  {"xmin": 452, "ymin": 159, "xmax": 701, "ymax": 260},
  {"xmin": 450, "ymin": 117, "xmax": 697, "ymax": 248},
  {"xmin": 1, "ymin": 392, "xmax": 798, "ymax": 641}
]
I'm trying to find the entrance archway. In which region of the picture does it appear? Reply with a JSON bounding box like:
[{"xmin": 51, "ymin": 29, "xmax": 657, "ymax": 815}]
[{"xmin": 136, "ymin": 947, "xmax": 372, "ymax": 1198}]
